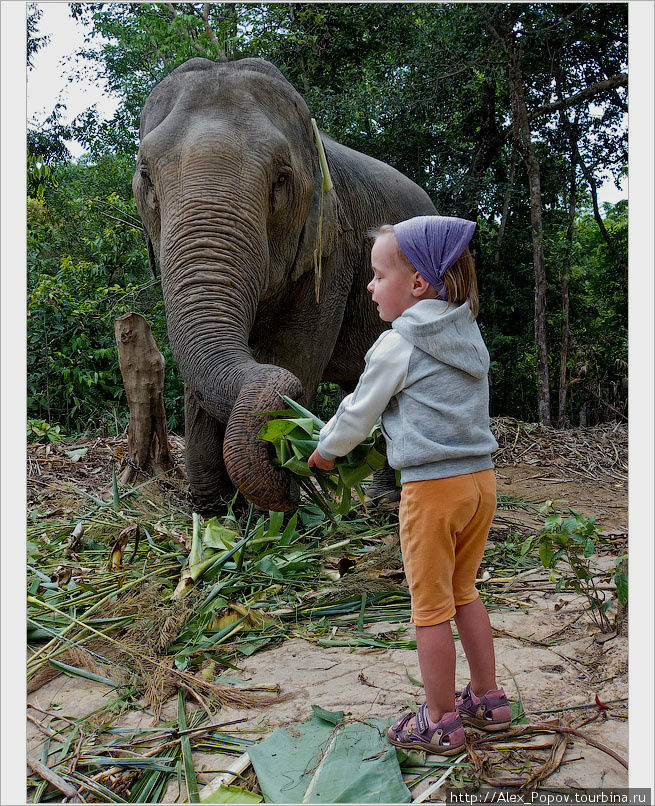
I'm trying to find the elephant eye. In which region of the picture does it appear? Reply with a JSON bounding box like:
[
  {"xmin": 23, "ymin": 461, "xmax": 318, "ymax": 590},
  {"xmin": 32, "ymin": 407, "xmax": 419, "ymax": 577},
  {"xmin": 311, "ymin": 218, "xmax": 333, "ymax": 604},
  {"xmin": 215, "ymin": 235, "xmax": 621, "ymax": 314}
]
[
  {"xmin": 140, "ymin": 162, "xmax": 152, "ymax": 183},
  {"xmin": 271, "ymin": 166, "xmax": 292, "ymax": 212},
  {"xmin": 275, "ymin": 167, "xmax": 292, "ymax": 188}
]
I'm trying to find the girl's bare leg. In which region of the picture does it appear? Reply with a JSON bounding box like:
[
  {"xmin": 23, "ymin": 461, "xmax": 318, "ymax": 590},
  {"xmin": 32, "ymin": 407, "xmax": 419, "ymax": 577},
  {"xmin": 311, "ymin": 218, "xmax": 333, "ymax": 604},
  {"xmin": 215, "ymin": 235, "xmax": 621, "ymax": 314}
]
[
  {"xmin": 415, "ymin": 621, "xmax": 456, "ymax": 722},
  {"xmin": 453, "ymin": 596, "xmax": 498, "ymax": 695}
]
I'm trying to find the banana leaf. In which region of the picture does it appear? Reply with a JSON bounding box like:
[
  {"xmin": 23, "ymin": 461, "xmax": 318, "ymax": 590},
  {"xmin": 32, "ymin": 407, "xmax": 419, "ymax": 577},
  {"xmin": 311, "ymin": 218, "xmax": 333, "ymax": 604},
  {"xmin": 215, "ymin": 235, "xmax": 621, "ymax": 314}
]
[{"xmin": 248, "ymin": 706, "xmax": 410, "ymax": 803}]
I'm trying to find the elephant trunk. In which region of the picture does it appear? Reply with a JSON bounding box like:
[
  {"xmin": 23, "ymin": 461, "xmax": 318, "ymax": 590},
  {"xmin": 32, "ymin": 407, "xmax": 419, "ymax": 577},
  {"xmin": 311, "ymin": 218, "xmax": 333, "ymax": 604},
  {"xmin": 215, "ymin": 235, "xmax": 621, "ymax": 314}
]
[{"xmin": 161, "ymin": 210, "xmax": 302, "ymax": 511}]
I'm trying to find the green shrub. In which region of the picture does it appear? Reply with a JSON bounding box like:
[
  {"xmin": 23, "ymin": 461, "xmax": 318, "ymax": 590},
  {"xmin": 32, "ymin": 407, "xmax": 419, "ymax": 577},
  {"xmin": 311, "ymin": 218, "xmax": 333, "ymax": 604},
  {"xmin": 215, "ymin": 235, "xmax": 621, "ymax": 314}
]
[
  {"xmin": 27, "ymin": 419, "xmax": 64, "ymax": 443},
  {"xmin": 537, "ymin": 502, "xmax": 627, "ymax": 633}
]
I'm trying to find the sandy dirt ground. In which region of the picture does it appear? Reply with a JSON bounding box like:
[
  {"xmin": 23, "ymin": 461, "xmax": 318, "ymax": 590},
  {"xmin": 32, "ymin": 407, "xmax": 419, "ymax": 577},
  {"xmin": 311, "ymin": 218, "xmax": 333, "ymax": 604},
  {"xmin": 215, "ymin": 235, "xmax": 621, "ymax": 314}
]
[{"xmin": 26, "ymin": 424, "xmax": 629, "ymax": 802}]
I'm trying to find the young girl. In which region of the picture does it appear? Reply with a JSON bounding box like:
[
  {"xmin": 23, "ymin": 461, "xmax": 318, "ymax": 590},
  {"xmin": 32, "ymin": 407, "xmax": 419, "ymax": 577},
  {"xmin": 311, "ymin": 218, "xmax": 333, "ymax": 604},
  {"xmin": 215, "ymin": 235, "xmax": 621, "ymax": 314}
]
[{"xmin": 308, "ymin": 215, "xmax": 510, "ymax": 755}]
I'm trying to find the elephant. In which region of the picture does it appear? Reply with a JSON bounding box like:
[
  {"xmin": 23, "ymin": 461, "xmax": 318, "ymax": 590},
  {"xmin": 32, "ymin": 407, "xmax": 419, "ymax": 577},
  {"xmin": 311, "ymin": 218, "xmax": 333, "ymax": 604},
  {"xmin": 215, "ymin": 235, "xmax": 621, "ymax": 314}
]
[{"xmin": 133, "ymin": 57, "xmax": 436, "ymax": 513}]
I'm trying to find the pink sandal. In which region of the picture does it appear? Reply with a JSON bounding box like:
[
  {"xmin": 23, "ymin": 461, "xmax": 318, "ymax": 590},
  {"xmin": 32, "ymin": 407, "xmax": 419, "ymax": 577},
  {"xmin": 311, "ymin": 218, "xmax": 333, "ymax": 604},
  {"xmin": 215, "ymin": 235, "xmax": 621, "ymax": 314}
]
[
  {"xmin": 455, "ymin": 683, "xmax": 511, "ymax": 731},
  {"xmin": 387, "ymin": 703, "xmax": 466, "ymax": 755}
]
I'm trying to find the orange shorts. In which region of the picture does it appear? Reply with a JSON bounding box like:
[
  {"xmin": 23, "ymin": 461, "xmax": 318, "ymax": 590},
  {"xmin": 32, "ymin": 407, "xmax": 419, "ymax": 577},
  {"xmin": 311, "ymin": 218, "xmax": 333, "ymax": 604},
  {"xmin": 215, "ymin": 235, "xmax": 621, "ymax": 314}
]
[{"xmin": 399, "ymin": 469, "xmax": 496, "ymax": 626}]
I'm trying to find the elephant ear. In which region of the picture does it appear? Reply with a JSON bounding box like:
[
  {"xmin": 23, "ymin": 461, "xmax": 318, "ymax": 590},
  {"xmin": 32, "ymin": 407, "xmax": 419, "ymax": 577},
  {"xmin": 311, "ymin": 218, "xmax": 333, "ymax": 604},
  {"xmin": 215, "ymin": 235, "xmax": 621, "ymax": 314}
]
[{"xmin": 291, "ymin": 168, "xmax": 351, "ymax": 282}]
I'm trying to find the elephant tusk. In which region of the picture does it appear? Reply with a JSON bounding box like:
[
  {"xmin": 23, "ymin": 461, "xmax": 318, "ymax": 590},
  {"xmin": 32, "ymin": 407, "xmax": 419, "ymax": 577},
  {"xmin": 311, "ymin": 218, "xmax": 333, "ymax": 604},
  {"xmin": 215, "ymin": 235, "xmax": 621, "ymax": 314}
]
[{"xmin": 311, "ymin": 118, "xmax": 333, "ymax": 193}]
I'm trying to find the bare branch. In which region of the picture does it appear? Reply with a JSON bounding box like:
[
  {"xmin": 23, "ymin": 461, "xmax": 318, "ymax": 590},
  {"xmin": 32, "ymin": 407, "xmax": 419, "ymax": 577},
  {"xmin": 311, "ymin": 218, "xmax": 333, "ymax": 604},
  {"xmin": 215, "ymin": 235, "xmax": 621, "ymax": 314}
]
[
  {"xmin": 27, "ymin": 756, "xmax": 83, "ymax": 802},
  {"xmin": 101, "ymin": 211, "xmax": 143, "ymax": 231},
  {"xmin": 527, "ymin": 73, "xmax": 627, "ymax": 123},
  {"xmin": 525, "ymin": 4, "xmax": 586, "ymax": 38}
]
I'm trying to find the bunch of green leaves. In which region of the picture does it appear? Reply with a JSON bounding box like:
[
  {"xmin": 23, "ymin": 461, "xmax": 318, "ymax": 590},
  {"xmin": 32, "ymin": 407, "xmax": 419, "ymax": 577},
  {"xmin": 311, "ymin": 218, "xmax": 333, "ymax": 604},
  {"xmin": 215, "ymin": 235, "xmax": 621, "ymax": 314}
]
[
  {"xmin": 537, "ymin": 502, "xmax": 627, "ymax": 633},
  {"xmin": 27, "ymin": 149, "xmax": 58, "ymax": 199},
  {"xmin": 27, "ymin": 418, "xmax": 64, "ymax": 444},
  {"xmin": 258, "ymin": 394, "xmax": 386, "ymax": 516},
  {"xmin": 173, "ymin": 512, "xmax": 250, "ymax": 599}
]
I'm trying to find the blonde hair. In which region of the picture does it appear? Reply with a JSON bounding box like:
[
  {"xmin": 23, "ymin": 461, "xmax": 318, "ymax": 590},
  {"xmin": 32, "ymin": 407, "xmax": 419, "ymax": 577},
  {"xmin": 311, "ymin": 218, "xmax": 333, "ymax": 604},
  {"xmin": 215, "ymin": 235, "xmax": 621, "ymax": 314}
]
[
  {"xmin": 369, "ymin": 224, "xmax": 480, "ymax": 319},
  {"xmin": 443, "ymin": 247, "xmax": 479, "ymax": 319}
]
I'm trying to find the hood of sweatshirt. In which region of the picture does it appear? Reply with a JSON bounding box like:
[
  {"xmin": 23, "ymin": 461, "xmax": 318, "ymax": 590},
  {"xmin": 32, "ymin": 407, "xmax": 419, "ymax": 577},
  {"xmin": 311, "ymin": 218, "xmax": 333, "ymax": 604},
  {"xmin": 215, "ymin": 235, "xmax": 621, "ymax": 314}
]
[{"xmin": 391, "ymin": 299, "xmax": 489, "ymax": 379}]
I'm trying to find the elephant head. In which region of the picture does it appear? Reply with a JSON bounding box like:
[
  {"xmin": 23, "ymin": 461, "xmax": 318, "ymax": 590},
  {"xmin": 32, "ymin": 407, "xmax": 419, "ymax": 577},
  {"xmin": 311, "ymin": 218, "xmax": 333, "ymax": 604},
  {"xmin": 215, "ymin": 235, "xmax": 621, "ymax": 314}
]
[{"xmin": 133, "ymin": 58, "xmax": 342, "ymax": 511}]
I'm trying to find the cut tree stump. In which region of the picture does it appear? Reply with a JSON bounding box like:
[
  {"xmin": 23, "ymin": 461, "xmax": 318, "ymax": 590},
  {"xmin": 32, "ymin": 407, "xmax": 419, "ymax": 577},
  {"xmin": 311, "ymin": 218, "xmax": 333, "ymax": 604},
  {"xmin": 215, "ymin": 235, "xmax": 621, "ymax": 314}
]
[{"xmin": 114, "ymin": 312, "xmax": 177, "ymax": 485}]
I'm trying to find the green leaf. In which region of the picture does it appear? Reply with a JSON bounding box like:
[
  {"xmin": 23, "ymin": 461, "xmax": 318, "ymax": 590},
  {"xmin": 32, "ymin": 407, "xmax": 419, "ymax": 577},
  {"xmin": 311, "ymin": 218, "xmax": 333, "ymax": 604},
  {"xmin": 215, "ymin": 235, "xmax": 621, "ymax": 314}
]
[
  {"xmin": 561, "ymin": 517, "xmax": 577, "ymax": 534},
  {"xmin": 254, "ymin": 555, "xmax": 283, "ymax": 580},
  {"xmin": 289, "ymin": 438, "xmax": 319, "ymax": 458},
  {"xmin": 311, "ymin": 704, "xmax": 344, "ymax": 725},
  {"xmin": 279, "ymin": 511, "xmax": 298, "ymax": 546},
  {"xmin": 65, "ymin": 447, "xmax": 88, "ymax": 460},
  {"xmin": 364, "ymin": 447, "xmax": 386, "ymax": 471},
  {"xmin": 48, "ymin": 658, "xmax": 118, "ymax": 688},
  {"xmin": 614, "ymin": 570, "xmax": 628, "ymax": 606},
  {"xmin": 278, "ymin": 394, "xmax": 325, "ymax": 428},
  {"xmin": 287, "ymin": 417, "xmax": 315, "ymax": 436},
  {"xmin": 336, "ymin": 480, "xmax": 354, "ymax": 516},
  {"xmin": 520, "ymin": 535, "xmax": 534, "ymax": 556},
  {"xmin": 282, "ymin": 456, "xmax": 313, "ymax": 477},
  {"xmin": 203, "ymin": 519, "xmax": 239, "ymax": 551},
  {"xmin": 201, "ymin": 784, "xmax": 262, "ymax": 803},
  {"xmin": 539, "ymin": 540, "xmax": 554, "ymax": 569},
  {"xmin": 337, "ymin": 461, "xmax": 374, "ymax": 488},
  {"xmin": 509, "ymin": 699, "xmax": 528, "ymax": 725},
  {"xmin": 178, "ymin": 689, "xmax": 199, "ymax": 803},
  {"xmin": 266, "ymin": 510, "xmax": 284, "ymax": 538},
  {"xmin": 257, "ymin": 418, "xmax": 300, "ymax": 442},
  {"xmin": 543, "ymin": 514, "xmax": 562, "ymax": 530}
]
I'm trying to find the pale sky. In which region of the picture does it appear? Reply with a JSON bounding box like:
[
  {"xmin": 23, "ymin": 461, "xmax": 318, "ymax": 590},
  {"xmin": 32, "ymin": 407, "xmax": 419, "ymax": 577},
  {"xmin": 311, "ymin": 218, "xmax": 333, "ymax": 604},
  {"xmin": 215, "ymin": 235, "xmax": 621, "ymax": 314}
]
[{"xmin": 27, "ymin": 2, "xmax": 119, "ymax": 157}]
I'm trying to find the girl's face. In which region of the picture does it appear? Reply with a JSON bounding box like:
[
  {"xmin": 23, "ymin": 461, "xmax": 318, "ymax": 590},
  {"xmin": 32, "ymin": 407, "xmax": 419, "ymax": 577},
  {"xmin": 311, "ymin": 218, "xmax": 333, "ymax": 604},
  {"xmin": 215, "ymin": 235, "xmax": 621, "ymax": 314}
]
[{"xmin": 367, "ymin": 233, "xmax": 418, "ymax": 322}]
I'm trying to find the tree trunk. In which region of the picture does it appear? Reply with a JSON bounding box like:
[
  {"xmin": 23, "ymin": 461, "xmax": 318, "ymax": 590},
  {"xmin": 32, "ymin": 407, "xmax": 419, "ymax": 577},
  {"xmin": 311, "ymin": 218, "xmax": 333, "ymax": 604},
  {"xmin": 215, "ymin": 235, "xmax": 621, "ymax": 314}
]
[
  {"xmin": 558, "ymin": 151, "xmax": 576, "ymax": 428},
  {"xmin": 114, "ymin": 312, "xmax": 176, "ymax": 485},
  {"xmin": 494, "ymin": 145, "xmax": 517, "ymax": 269},
  {"xmin": 508, "ymin": 48, "xmax": 551, "ymax": 425}
]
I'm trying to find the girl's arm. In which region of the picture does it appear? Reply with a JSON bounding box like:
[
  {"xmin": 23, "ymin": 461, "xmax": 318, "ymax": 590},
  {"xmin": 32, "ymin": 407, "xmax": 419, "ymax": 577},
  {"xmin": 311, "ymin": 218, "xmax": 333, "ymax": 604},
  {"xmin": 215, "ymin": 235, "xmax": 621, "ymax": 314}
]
[{"xmin": 312, "ymin": 331, "xmax": 413, "ymax": 463}]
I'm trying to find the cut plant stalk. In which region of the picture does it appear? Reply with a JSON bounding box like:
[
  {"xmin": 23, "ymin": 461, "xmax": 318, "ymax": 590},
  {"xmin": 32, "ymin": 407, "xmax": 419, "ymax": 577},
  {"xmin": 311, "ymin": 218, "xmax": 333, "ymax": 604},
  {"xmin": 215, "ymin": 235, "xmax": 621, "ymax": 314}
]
[{"xmin": 172, "ymin": 515, "xmax": 256, "ymax": 599}]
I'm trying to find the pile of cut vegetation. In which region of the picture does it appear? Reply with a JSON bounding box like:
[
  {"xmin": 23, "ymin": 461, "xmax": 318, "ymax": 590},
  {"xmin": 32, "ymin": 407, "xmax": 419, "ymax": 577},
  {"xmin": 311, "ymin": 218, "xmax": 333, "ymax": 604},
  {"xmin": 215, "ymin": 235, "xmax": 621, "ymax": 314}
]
[{"xmin": 491, "ymin": 418, "xmax": 627, "ymax": 484}]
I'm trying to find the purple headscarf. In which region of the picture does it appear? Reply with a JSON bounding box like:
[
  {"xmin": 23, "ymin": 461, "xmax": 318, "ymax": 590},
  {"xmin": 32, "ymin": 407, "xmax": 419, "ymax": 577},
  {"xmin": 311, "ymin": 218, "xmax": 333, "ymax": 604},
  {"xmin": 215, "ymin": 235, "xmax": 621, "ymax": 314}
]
[{"xmin": 393, "ymin": 215, "xmax": 476, "ymax": 299}]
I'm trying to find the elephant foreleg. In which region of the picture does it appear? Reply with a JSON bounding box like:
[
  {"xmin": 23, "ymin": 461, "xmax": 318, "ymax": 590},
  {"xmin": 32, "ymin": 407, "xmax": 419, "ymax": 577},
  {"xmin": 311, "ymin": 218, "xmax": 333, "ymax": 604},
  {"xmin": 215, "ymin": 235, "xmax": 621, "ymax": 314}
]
[{"xmin": 184, "ymin": 386, "xmax": 235, "ymax": 514}]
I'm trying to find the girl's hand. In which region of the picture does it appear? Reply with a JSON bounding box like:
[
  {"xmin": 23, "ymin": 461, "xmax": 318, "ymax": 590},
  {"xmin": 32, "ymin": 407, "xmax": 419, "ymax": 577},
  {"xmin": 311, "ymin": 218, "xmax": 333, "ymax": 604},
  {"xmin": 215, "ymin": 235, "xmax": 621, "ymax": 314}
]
[{"xmin": 308, "ymin": 448, "xmax": 335, "ymax": 472}]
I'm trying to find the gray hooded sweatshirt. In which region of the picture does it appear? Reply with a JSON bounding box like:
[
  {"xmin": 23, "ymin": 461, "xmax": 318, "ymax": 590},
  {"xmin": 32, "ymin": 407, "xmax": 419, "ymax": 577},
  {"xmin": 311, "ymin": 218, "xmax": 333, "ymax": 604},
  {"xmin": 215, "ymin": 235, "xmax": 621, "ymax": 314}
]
[{"xmin": 318, "ymin": 299, "xmax": 498, "ymax": 482}]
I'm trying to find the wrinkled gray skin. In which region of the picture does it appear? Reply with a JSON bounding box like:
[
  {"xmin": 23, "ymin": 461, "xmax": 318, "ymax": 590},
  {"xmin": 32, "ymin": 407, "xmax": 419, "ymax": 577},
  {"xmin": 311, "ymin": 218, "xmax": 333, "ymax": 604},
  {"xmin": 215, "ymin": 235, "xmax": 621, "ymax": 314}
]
[{"xmin": 133, "ymin": 57, "xmax": 436, "ymax": 513}]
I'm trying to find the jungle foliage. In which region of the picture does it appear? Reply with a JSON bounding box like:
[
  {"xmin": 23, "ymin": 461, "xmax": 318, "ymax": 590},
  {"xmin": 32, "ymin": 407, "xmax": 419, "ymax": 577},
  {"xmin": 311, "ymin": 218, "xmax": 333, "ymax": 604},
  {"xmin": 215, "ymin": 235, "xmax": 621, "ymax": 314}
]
[{"xmin": 27, "ymin": 3, "xmax": 628, "ymax": 436}]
